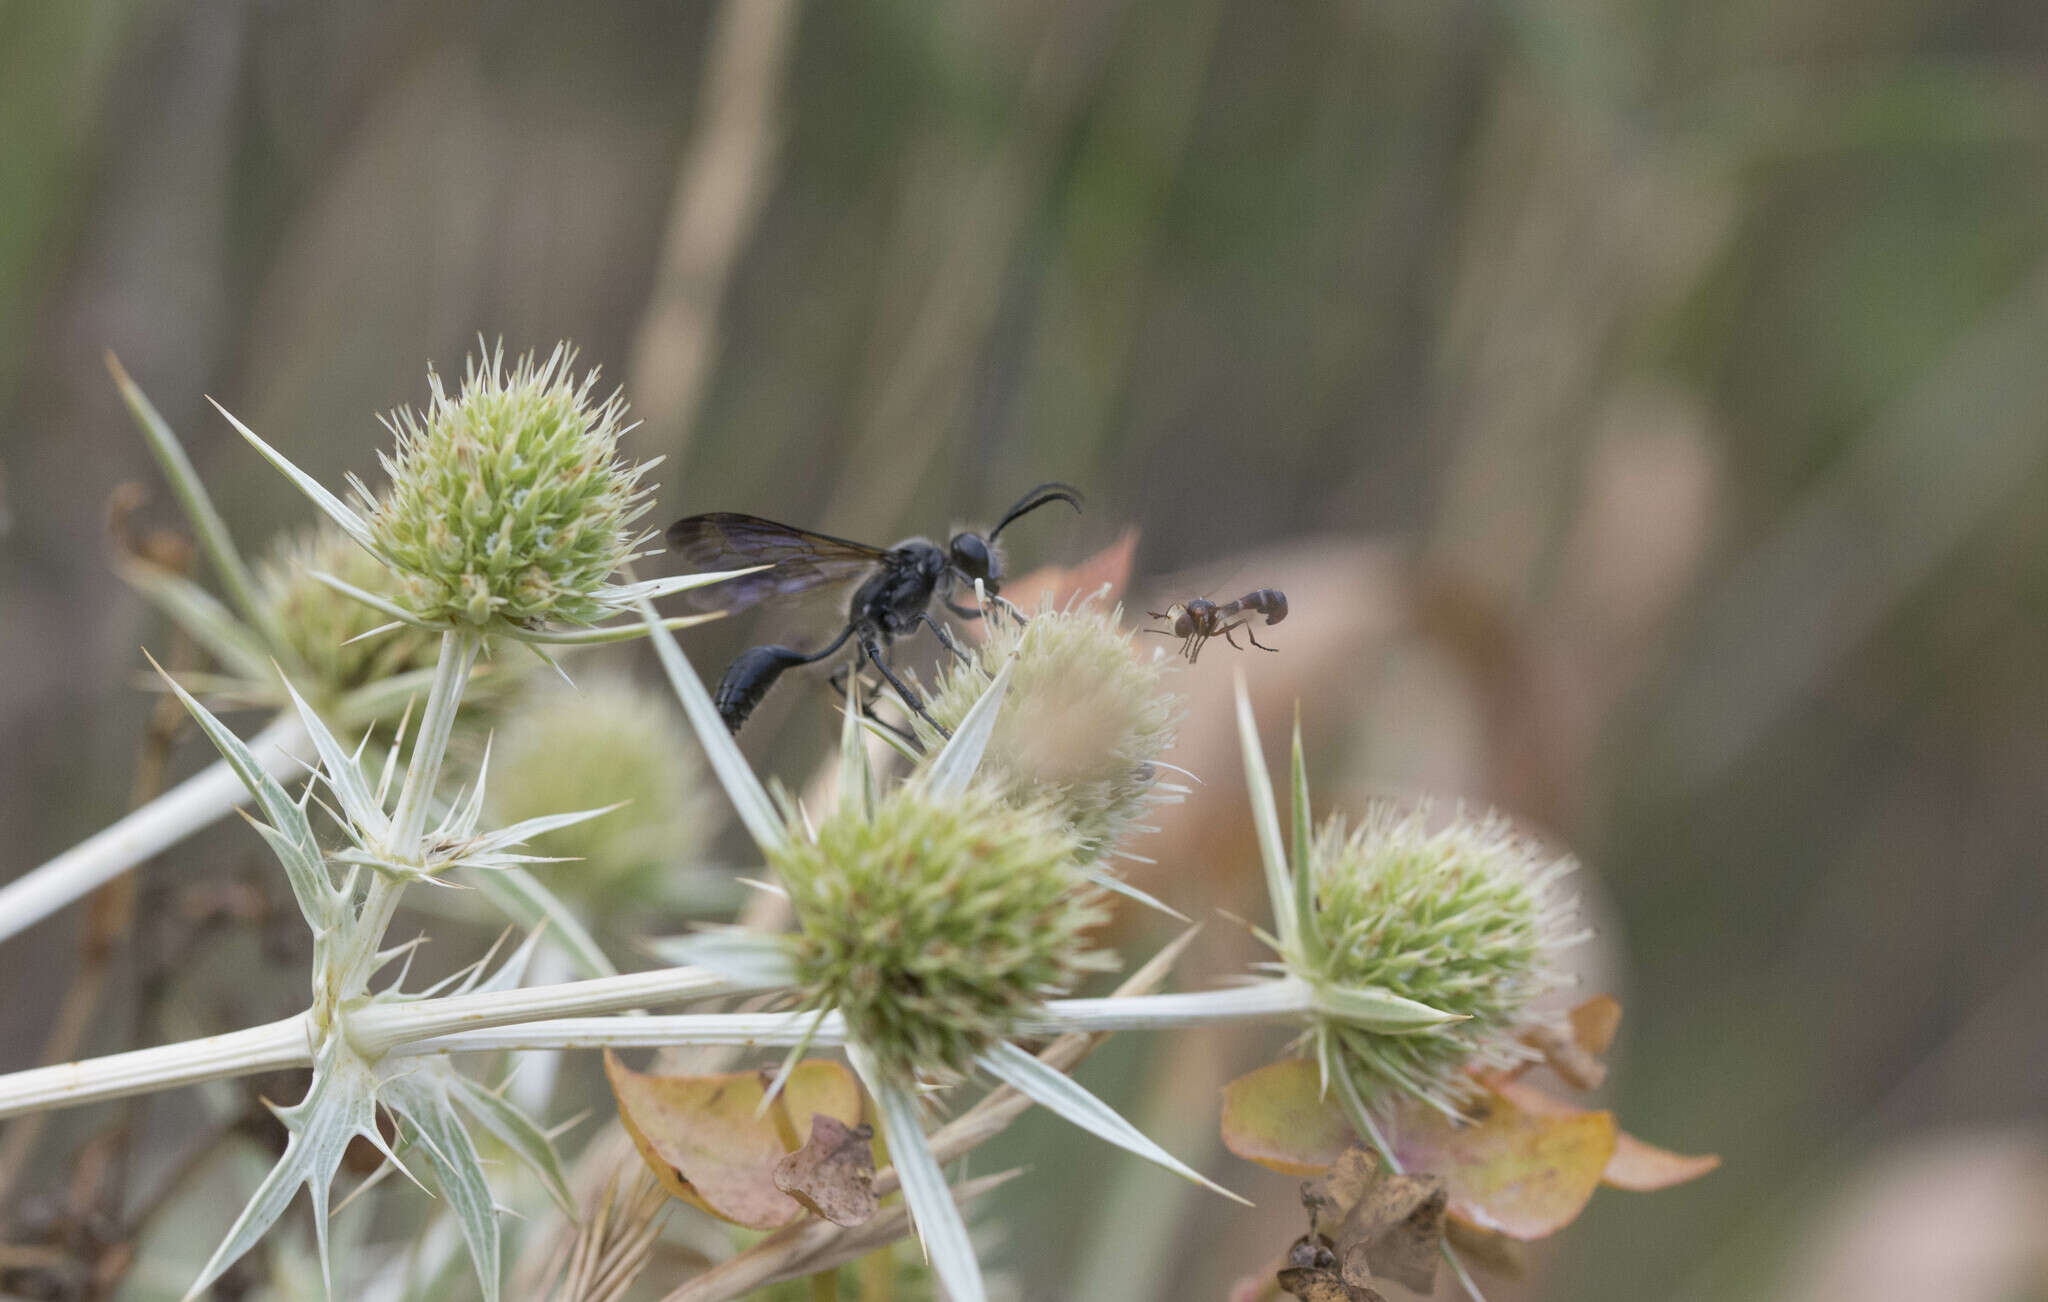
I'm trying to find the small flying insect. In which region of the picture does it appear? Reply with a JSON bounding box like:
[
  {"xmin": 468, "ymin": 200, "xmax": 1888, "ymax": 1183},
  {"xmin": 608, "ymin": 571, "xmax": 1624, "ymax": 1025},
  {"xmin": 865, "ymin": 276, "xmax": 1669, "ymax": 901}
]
[
  {"xmin": 1146, "ymin": 588, "xmax": 1288, "ymax": 663},
  {"xmin": 666, "ymin": 483, "xmax": 1083, "ymax": 734}
]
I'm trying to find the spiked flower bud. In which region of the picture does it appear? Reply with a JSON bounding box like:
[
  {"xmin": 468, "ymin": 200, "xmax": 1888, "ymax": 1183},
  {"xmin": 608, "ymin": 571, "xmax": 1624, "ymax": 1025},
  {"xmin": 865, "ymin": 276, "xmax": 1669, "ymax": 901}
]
[
  {"xmin": 772, "ymin": 784, "xmax": 1112, "ymax": 1082},
  {"xmin": 364, "ymin": 343, "xmax": 654, "ymax": 631},
  {"xmin": 914, "ymin": 603, "xmax": 1179, "ymax": 854},
  {"xmin": 256, "ymin": 524, "xmax": 439, "ymax": 699},
  {"xmin": 483, "ymin": 675, "xmax": 714, "ymax": 894},
  {"xmin": 1303, "ymin": 805, "xmax": 1583, "ymax": 1117}
]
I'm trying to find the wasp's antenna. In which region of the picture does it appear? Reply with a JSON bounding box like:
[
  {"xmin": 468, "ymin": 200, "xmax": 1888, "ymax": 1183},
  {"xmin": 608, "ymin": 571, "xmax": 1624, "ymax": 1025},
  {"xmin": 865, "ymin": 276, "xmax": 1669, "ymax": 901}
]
[{"xmin": 989, "ymin": 482, "xmax": 1083, "ymax": 541}]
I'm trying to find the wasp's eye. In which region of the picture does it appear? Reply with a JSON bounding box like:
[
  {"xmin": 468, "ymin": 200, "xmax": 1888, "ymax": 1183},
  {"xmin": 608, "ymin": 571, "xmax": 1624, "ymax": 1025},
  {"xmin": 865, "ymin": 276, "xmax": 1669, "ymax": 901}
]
[{"xmin": 949, "ymin": 532, "xmax": 992, "ymax": 580}]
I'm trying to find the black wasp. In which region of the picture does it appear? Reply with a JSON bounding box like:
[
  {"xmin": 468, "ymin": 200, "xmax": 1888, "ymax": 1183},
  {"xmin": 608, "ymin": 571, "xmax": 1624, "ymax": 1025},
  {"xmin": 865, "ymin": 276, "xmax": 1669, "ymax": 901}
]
[
  {"xmin": 665, "ymin": 483, "xmax": 1082, "ymax": 734},
  {"xmin": 1146, "ymin": 588, "xmax": 1288, "ymax": 663}
]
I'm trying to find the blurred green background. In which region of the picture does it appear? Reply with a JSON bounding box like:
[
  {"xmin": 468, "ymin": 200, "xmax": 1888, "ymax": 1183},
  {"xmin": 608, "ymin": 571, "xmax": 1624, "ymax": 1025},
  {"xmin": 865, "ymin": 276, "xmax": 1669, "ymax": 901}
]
[{"xmin": 5, "ymin": 1, "xmax": 2048, "ymax": 1299}]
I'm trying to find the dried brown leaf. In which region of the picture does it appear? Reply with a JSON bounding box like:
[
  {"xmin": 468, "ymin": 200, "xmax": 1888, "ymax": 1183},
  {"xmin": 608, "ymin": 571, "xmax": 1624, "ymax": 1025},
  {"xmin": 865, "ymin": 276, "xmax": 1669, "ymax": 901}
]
[
  {"xmin": 1222, "ymin": 1058, "xmax": 1355, "ymax": 1177},
  {"xmin": 1340, "ymin": 1177, "xmax": 1446, "ymax": 1294},
  {"xmin": 1570, "ymin": 994, "xmax": 1623, "ymax": 1058},
  {"xmin": 1444, "ymin": 1217, "xmax": 1526, "ymax": 1278},
  {"xmin": 1392, "ymin": 1081, "xmax": 1617, "ymax": 1240},
  {"xmin": 1303, "ymin": 1146, "xmax": 1380, "ymax": 1233},
  {"xmin": 994, "ymin": 528, "xmax": 1138, "ymax": 618},
  {"xmin": 1276, "ymin": 1234, "xmax": 1385, "ymax": 1302},
  {"xmin": 604, "ymin": 1053, "xmax": 862, "ymax": 1230},
  {"xmin": 1603, "ymin": 1129, "xmax": 1722, "ymax": 1191},
  {"xmin": 772, "ymin": 1113, "xmax": 878, "ymax": 1227},
  {"xmin": 1287, "ymin": 1144, "xmax": 1446, "ymax": 1300}
]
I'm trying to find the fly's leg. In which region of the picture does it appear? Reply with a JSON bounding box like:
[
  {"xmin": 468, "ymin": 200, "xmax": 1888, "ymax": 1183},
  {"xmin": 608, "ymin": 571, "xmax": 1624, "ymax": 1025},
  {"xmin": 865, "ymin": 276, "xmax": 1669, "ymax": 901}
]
[{"xmin": 860, "ymin": 627, "xmax": 951, "ymax": 739}]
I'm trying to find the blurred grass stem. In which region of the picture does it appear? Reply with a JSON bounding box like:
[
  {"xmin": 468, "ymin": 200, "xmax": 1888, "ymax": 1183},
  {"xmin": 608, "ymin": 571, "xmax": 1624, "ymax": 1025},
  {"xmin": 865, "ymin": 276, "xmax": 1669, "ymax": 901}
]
[{"xmin": 0, "ymin": 712, "xmax": 308, "ymax": 946}]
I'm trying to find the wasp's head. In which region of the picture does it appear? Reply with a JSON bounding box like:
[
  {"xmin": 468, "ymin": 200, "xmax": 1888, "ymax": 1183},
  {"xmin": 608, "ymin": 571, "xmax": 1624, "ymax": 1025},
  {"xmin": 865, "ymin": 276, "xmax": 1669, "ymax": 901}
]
[{"xmin": 948, "ymin": 530, "xmax": 1000, "ymax": 594}]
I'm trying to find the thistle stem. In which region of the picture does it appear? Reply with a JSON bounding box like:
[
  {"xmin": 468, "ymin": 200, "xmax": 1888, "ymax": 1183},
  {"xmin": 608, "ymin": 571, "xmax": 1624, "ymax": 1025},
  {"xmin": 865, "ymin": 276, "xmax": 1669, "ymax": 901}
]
[
  {"xmin": 388, "ymin": 630, "xmax": 478, "ymax": 847},
  {"xmin": 0, "ymin": 1014, "xmax": 312, "ymax": 1121},
  {"xmin": 347, "ymin": 964, "xmax": 752, "ymax": 1056},
  {"xmin": 391, "ymin": 978, "xmax": 1320, "ymax": 1056},
  {"xmin": 0, "ymin": 963, "xmax": 750, "ymax": 1121},
  {"xmin": 0, "ymin": 973, "xmax": 1320, "ymax": 1125},
  {"xmin": 0, "ymin": 713, "xmax": 308, "ymax": 946}
]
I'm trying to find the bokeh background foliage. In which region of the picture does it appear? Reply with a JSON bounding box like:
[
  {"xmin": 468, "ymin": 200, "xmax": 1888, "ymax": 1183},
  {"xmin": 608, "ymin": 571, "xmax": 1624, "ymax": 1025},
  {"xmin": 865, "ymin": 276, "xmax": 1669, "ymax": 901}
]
[{"xmin": 4, "ymin": 1, "xmax": 2048, "ymax": 1299}]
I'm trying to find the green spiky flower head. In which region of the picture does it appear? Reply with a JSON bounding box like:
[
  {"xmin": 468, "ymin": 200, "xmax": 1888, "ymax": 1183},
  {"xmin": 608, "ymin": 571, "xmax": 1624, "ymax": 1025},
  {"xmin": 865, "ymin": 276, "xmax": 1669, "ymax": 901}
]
[
  {"xmin": 914, "ymin": 601, "xmax": 1179, "ymax": 853},
  {"xmin": 364, "ymin": 343, "xmax": 654, "ymax": 631},
  {"xmin": 483, "ymin": 674, "xmax": 715, "ymax": 895},
  {"xmin": 256, "ymin": 523, "xmax": 439, "ymax": 699},
  {"xmin": 1303, "ymin": 805, "xmax": 1583, "ymax": 1116},
  {"xmin": 771, "ymin": 783, "xmax": 1112, "ymax": 1083}
]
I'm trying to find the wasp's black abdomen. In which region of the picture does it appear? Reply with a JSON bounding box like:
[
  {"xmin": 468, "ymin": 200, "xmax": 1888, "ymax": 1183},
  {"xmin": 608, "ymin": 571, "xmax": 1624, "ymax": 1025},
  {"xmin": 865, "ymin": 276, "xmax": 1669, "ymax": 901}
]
[{"xmin": 715, "ymin": 644, "xmax": 818, "ymax": 733}]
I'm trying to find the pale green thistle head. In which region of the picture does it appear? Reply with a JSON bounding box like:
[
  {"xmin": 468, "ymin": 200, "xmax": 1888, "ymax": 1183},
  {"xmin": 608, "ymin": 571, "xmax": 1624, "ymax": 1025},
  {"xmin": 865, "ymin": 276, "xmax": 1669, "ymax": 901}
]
[
  {"xmin": 363, "ymin": 343, "xmax": 654, "ymax": 631},
  {"xmin": 1301, "ymin": 804, "xmax": 1583, "ymax": 1116},
  {"xmin": 913, "ymin": 601, "xmax": 1180, "ymax": 854},
  {"xmin": 771, "ymin": 783, "xmax": 1113, "ymax": 1083},
  {"xmin": 256, "ymin": 523, "xmax": 439, "ymax": 698},
  {"xmin": 483, "ymin": 674, "xmax": 714, "ymax": 894},
  {"xmin": 1233, "ymin": 676, "xmax": 1584, "ymax": 1119}
]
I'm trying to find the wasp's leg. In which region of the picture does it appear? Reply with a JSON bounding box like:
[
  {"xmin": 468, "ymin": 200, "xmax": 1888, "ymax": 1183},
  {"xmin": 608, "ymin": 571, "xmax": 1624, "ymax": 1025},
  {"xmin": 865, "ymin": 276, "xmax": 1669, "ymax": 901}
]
[
  {"xmin": 916, "ymin": 611, "xmax": 973, "ymax": 666},
  {"xmin": 825, "ymin": 651, "xmax": 868, "ymax": 699},
  {"xmin": 943, "ymin": 596, "xmax": 986, "ymax": 622},
  {"xmin": 860, "ymin": 627, "xmax": 950, "ymax": 740},
  {"xmin": 1245, "ymin": 624, "xmax": 1278, "ymax": 652},
  {"xmin": 821, "ymin": 656, "xmax": 929, "ymax": 751}
]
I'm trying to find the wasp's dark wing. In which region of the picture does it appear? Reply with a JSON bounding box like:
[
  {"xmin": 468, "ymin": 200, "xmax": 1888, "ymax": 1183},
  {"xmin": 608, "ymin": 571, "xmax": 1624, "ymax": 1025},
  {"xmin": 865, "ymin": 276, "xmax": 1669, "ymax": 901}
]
[{"xmin": 665, "ymin": 512, "xmax": 891, "ymax": 613}]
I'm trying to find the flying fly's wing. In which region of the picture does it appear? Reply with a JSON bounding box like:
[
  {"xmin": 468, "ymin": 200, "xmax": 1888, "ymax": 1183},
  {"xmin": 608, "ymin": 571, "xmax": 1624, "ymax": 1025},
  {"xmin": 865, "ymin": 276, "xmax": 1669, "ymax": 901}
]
[{"xmin": 665, "ymin": 512, "xmax": 891, "ymax": 613}]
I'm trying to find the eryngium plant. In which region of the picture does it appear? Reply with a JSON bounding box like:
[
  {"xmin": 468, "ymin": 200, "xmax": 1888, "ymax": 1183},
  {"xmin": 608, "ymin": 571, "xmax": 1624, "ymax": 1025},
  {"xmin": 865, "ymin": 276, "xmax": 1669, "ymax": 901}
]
[
  {"xmin": 774, "ymin": 783, "xmax": 1111, "ymax": 1082},
  {"xmin": 914, "ymin": 599, "xmax": 1179, "ymax": 854},
  {"xmin": 365, "ymin": 343, "xmax": 651, "ymax": 630},
  {"xmin": 1301, "ymin": 806, "xmax": 1583, "ymax": 1117}
]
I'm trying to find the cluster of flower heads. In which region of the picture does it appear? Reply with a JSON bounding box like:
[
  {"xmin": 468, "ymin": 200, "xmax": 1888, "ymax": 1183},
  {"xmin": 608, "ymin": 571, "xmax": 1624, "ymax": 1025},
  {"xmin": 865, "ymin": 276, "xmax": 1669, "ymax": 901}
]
[
  {"xmin": 253, "ymin": 336, "xmax": 1587, "ymax": 1117},
  {"xmin": 775, "ymin": 783, "xmax": 1113, "ymax": 1082},
  {"xmin": 915, "ymin": 599, "xmax": 1180, "ymax": 853},
  {"xmin": 1297, "ymin": 804, "xmax": 1585, "ymax": 1116},
  {"xmin": 362, "ymin": 343, "xmax": 655, "ymax": 630},
  {"xmin": 132, "ymin": 335, "xmax": 1604, "ymax": 1302}
]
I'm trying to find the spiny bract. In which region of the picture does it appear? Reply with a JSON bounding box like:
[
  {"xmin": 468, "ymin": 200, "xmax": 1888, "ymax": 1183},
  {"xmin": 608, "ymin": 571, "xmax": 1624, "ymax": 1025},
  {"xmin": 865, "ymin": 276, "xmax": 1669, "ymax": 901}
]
[
  {"xmin": 364, "ymin": 343, "xmax": 654, "ymax": 630},
  {"xmin": 915, "ymin": 602, "xmax": 1179, "ymax": 854},
  {"xmin": 772, "ymin": 784, "xmax": 1112, "ymax": 1082},
  {"xmin": 1304, "ymin": 805, "xmax": 1583, "ymax": 1117}
]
